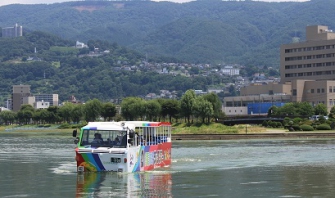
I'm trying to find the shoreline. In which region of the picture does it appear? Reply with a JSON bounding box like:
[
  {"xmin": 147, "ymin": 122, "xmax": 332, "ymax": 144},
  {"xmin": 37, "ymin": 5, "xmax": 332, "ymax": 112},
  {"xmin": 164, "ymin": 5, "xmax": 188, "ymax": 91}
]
[
  {"xmin": 2, "ymin": 128, "xmax": 335, "ymax": 140},
  {"xmin": 172, "ymin": 131, "xmax": 335, "ymax": 140}
]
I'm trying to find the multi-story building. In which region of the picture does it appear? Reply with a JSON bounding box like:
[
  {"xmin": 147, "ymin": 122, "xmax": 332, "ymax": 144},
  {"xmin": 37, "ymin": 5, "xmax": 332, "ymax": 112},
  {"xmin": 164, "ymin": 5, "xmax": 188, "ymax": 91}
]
[
  {"xmin": 223, "ymin": 25, "xmax": 335, "ymax": 115},
  {"xmin": 12, "ymin": 85, "xmax": 31, "ymax": 111},
  {"xmin": 2, "ymin": 23, "xmax": 22, "ymax": 38},
  {"xmin": 34, "ymin": 94, "xmax": 59, "ymax": 106},
  {"xmin": 280, "ymin": 25, "xmax": 335, "ymax": 83},
  {"xmin": 221, "ymin": 66, "xmax": 240, "ymax": 76}
]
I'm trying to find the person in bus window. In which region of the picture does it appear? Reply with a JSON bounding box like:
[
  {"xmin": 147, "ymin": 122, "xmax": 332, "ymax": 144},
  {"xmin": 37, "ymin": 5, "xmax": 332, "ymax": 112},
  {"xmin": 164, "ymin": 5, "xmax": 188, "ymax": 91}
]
[
  {"xmin": 114, "ymin": 137, "xmax": 120, "ymax": 145},
  {"xmin": 92, "ymin": 133, "xmax": 103, "ymax": 143}
]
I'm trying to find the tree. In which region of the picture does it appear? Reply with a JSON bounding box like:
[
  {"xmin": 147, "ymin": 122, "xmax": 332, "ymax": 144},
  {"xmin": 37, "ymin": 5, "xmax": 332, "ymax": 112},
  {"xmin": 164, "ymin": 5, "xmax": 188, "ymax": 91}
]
[
  {"xmin": 314, "ymin": 103, "xmax": 328, "ymax": 116},
  {"xmin": 161, "ymin": 99, "xmax": 180, "ymax": 123},
  {"xmin": 203, "ymin": 92, "xmax": 222, "ymax": 121},
  {"xmin": 71, "ymin": 105, "xmax": 83, "ymax": 124},
  {"xmin": 296, "ymin": 102, "xmax": 314, "ymax": 117},
  {"xmin": 17, "ymin": 104, "xmax": 35, "ymax": 124},
  {"xmin": 84, "ymin": 99, "xmax": 103, "ymax": 122},
  {"xmin": 193, "ymin": 96, "xmax": 214, "ymax": 123},
  {"xmin": 144, "ymin": 100, "xmax": 161, "ymax": 121},
  {"xmin": 58, "ymin": 102, "xmax": 74, "ymax": 123},
  {"xmin": 180, "ymin": 89, "xmax": 196, "ymax": 124},
  {"xmin": 0, "ymin": 111, "xmax": 16, "ymax": 125},
  {"xmin": 329, "ymin": 106, "xmax": 335, "ymax": 118},
  {"xmin": 47, "ymin": 106, "xmax": 61, "ymax": 124},
  {"xmin": 121, "ymin": 97, "xmax": 145, "ymax": 121},
  {"xmin": 101, "ymin": 102, "xmax": 117, "ymax": 121}
]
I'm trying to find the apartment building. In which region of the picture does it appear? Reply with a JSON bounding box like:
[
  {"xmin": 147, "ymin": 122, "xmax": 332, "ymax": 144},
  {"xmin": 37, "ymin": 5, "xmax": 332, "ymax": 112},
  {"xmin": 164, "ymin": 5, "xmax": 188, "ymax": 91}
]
[
  {"xmin": 280, "ymin": 25, "xmax": 335, "ymax": 83},
  {"xmin": 34, "ymin": 94, "xmax": 59, "ymax": 106},
  {"xmin": 223, "ymin": 25, "xmax": 335, "ymax": 115},
  {"xmin": 12, "ymin": 85, "xmax": 31, "ymax": 111}
]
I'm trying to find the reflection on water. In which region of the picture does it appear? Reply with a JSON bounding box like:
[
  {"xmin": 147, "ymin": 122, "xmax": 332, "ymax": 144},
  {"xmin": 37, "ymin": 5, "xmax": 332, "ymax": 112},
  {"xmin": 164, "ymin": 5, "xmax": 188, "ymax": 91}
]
[
  {"xmin": 75, "ymin": 172, "xmax": 172, "ymax": 198},
  {"xmin": 1, "ymin": 134, "xmax": 335, "ymax": 197}
]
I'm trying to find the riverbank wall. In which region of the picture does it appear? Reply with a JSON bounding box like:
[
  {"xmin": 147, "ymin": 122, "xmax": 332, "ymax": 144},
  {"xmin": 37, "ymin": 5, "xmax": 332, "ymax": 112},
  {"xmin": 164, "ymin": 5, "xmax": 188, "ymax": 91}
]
[{"xmin": 171, "ymin": 132, "xmax": 335, "ymax": 140}]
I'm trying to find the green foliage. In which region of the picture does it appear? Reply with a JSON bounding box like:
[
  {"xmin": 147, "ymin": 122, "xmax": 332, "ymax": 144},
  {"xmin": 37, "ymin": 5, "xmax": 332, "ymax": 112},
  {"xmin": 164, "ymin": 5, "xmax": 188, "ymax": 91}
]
[
  {"xmin": 171, "ymin": 122, "xmax": 238, "ymax": 134},
  {"xmin": 300, "ymin": 125, "xmax": 314, "ymax": 131},
  {"xmin": 1, "ymin": 1, "xmax": 335, "ymax": 65},
  {"xmin": 58, "ymin": 123, "xmax": 71, "ymax": 129},
  {"xmin": 144, "ymin": 100, "xmax": 161, "ymax": 121},
  {"xmin": 83, "ymin": 99, "xmax": 103, "ymax": 122},
  {"xmin": 160, "ymin": 99, "xmax": 180, "ymax": 123},
  {"xmin": 101, "ymin": 102, "xmax": 117, "ymax": 121},
  {"xmin": 262, "ymin": 120, "xmax": 268, "ymax": 127},
  {"xmin": 316, "ymin": 124, "xmax": 331, "ymax": 130},
  {"xmin": 314, "ymin": 103, "xmax": 328, "ymax": 116},
  {"xmin": 273, "ymin": 102, "xmax": 314, "ymax": 118},
  {"xmin": 180, "ymin": 90, "xmax": 196, "ymax": 123},
  {"xmin": 193, "ymin": 96, "xmax": 214, "ymax": 123},
  {"xmin": 275, "ymin": 122, "xmax": 282, "ymax": 128},
  {"xmin": 121, "ymin": 97, "xmax": 145, "ymax": 121},
  {"xmin": 293, "ymin": 117, "xmax": 302, "ymax": 125},
  {"xmin": 292, "ymin": 125, "xmax": 301, "ymax": 131}
]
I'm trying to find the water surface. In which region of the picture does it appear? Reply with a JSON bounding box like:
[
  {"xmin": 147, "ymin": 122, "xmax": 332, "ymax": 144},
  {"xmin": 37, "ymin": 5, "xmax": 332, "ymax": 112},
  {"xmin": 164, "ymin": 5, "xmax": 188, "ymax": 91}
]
[{"xmin": 1, "ymin": 133, "xmax": 335, "ymax": 197}]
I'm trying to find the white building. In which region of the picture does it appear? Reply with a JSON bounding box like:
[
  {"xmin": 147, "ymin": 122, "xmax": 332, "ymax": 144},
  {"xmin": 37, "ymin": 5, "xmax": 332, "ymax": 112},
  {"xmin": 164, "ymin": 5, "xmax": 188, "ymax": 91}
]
[
  {"xmin": 221, "ymin": 66, "xmax": 240, "ymax": 76},
  {"xmin": 75, "ymin": 41, "xmax": 88, "ymax": 48},
  {"xmin": 34, "ymin": 100, "xmax": 50, "ymax": 109}
]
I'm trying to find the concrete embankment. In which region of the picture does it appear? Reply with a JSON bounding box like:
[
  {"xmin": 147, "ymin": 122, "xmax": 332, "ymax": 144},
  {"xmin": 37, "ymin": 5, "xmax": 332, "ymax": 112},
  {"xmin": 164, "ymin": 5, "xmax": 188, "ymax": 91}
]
[{"xmin": 171, "ymin": 132, "xmax": 335, "ymax": 140}]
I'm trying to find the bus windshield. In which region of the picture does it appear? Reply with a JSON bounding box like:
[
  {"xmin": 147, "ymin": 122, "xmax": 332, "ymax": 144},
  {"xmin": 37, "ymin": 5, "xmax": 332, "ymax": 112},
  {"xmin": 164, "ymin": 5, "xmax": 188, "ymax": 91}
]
[{"xmin": 80, "ymin": 129, "xmax": 127, "ymax": 148}]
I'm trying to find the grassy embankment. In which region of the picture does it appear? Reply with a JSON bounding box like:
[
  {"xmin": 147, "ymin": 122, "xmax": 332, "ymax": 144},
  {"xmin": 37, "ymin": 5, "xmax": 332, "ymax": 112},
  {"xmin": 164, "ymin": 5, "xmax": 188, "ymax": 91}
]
[
  {"xmin": 0, "ymin": 123, "xmax": 276, "ymax": 134},
  {"xmin": 171, "ymin": 122, "xmax": 269, "ymax": 134}
]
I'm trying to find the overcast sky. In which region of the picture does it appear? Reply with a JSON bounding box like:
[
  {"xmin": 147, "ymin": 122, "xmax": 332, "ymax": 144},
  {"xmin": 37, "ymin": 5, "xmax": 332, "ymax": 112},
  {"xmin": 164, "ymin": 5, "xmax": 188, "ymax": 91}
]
[{"xmin": 0, "ymin": 0, "xmax": 310, "ymax": 7}]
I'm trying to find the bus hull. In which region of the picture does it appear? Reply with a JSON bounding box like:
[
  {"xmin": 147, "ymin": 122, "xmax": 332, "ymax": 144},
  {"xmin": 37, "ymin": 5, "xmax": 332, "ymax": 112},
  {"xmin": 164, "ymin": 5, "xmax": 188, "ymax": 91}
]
[{"xmin": 75, "ymin": 142, "xmax": 171, "ymax": 173}]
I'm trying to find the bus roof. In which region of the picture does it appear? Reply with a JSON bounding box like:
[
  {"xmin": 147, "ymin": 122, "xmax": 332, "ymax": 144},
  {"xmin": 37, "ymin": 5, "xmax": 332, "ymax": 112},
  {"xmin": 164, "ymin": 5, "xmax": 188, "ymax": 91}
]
[{"xmin": 118, "ymin": 121, "xmax": 171, "ymax": 127}]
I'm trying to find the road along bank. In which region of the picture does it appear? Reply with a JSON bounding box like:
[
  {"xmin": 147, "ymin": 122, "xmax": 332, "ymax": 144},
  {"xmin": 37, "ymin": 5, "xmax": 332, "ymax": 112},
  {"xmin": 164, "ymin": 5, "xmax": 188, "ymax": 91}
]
[{"xmin": 171, "ymin": 132, "xmax": 335, "ymax": 140}]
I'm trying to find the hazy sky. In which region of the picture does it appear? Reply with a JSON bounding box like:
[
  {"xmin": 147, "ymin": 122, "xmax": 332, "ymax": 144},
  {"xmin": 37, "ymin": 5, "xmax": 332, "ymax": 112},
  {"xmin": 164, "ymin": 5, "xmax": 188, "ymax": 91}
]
[{"xmin": 0, "ymin": 0, "xmax": 310, "ymax": 7}]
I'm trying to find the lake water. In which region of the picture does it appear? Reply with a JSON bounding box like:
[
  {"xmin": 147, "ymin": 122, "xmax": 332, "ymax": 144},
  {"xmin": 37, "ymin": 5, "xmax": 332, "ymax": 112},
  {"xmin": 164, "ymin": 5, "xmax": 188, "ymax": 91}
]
[{"xmin": 1, "ymin": 133, "xmax": 335, "ymax": 197}]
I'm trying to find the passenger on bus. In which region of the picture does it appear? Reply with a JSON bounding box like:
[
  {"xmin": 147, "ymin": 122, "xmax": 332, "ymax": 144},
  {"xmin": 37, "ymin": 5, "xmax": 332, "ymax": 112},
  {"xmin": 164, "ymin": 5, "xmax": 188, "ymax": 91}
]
[{"xmin": 92, "ymin": 133, "xmax": 103, "ymax": 143}]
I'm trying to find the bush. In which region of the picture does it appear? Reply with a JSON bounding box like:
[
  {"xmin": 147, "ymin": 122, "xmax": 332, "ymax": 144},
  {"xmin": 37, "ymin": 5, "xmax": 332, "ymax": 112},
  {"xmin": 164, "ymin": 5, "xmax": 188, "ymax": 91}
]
[
  {"xmin": 316, "ymin": 124, "xmax": 331, "ymax": 130},
  {"xmin": 262, "ymin": 120, "xmax": 268, "ymax": 127},
  {"xmin": 58, "ymin": 123, "xmax": 71, "ymax": 129},
  {"xmin": 276, "ymin": 122, "xmax": 282, "ymax": 128},
  {"xmin": 300, "ymin": 125, "xmax": 314, "ymax": 131},
  {"xmin": 292, "ymin": 125, "xmax": 301, "ymax": 131},
  {"xmin": 293, "ymin": 117, "xmax": 302, "ymax": 124},
  {"xmin": 270, "ymin": 121, "xmax": 277, "ymax": 128}
]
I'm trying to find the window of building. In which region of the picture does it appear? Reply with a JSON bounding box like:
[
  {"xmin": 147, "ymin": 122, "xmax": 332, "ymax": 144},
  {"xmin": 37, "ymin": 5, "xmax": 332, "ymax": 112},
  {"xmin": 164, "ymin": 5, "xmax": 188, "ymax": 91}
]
[
  {"xmin": 311, "ymin": 89, "xmax": 314, "ymax": 93},
  {"xmin": 322, "ymin": 88, "xmax": 325, "ymax": 93},
  {"xmin": 292, "ymin": 89, "xmax": 297, "ymax": 96},
  {"xmin": 330, "ymin": 86, "xmax": 333, "ymax": 93},
  {"xmin": 330, "ymin": 99, "xmax": 333, "ymax": 106},
  {"xmin": 317, "ymin": 89, "xmax": 320, "ymax": 93}
]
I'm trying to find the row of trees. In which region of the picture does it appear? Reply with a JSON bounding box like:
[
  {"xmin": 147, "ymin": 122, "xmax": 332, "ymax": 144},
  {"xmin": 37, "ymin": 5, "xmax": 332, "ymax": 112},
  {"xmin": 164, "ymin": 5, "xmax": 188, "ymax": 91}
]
[
  {"xmin": 0, "ymin": 90, "xmax": 223, "ymax": 125},
  {"xmin": 268, "ymin": 102, "xmax": 330, "ymax": 118}
]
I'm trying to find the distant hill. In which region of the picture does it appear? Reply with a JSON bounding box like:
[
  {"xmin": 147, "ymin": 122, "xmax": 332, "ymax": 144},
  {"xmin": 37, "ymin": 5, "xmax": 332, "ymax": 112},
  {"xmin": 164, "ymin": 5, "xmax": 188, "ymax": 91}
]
[{"xmin": 0, "ymin": 0, "xmax": 335, "ymax": 66}]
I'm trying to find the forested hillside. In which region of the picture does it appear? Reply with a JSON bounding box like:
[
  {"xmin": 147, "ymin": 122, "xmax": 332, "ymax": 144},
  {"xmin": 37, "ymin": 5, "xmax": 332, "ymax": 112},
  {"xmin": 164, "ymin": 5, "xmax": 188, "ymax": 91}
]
[
  {"xmin": 0, "ymin": 0, "xmax": 334, "ymax": 65},
  {"xmin": 0, "ymin": 31, "xmax": 225, "ymax": 105}
]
